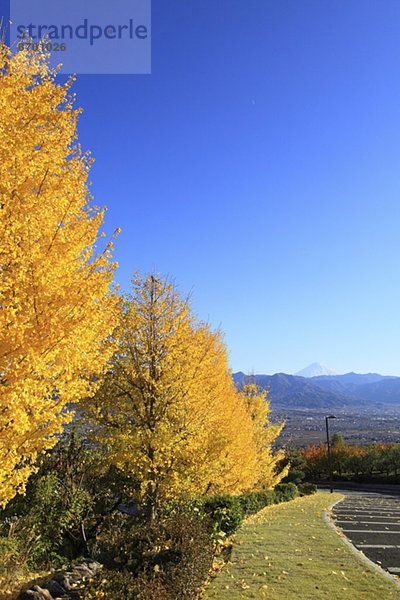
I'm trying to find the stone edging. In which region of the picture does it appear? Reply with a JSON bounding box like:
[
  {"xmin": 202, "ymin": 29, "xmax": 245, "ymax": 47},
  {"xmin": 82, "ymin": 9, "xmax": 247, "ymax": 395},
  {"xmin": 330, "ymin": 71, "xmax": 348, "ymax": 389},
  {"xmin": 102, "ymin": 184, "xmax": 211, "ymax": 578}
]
[
  {"xmin": 16, "ymin": 558, "xmax": 102, "ymax": 600},
  {"xmin": 324, "ymin": 496, "xmax": 400, "ymax": 589}
]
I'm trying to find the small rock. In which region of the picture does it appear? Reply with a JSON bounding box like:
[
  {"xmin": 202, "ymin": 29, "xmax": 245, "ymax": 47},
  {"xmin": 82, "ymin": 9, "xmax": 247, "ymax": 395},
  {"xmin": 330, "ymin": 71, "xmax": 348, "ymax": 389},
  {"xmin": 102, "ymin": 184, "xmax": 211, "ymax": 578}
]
[
  {"xmin": 72, "ymin": 564, "xmax": 93, "ymax": 579},
  {"xmin": 81, "ymin": 558, "xmax": 102, "ymax": 574},
  {"xmin": 17, "ymin": 585, "xmax": 53, "ymax": 600},
  {"xmin": 43, "ymin": 579, "xmax": 65, "ymax": 597},
  {"xmin": 32, "ymin": 586, "xmax": 54, "ymax": 600},
  {"xmin": 53, "ymin": 572, "xmax": 75, "ymax": 591}
]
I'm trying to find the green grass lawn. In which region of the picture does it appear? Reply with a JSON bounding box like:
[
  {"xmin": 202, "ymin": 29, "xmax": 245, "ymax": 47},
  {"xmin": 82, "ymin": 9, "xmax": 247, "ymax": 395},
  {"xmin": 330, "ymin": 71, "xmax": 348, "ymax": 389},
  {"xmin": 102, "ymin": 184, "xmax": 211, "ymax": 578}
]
[{"xmin": 204, "ymin": 492, "xmax": 400, "ymax": 600}]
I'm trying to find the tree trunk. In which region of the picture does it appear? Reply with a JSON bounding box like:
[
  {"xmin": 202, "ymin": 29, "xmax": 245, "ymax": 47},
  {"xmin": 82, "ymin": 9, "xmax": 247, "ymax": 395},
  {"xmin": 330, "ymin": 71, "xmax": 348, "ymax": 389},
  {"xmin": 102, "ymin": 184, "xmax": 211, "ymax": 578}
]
[{"xmin": 147, "ymin": 480, "xmax": 158, "ymax": 523}]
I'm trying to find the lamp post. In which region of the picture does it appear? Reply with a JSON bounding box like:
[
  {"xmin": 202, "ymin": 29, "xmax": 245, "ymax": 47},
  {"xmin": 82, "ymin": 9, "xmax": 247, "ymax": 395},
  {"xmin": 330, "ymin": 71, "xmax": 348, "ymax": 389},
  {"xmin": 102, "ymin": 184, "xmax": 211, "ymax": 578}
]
[{"xmin": 325, "ymin": 415, "xmax": 336, "ymax": 493}]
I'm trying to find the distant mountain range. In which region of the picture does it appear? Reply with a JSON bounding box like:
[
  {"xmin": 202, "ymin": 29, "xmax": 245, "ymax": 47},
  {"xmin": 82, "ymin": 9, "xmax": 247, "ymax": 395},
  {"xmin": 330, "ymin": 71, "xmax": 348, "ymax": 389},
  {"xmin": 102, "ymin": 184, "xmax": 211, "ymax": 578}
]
[{"xmin": 233, "ymin": 364, "xmax": 400, "ymax": 410}]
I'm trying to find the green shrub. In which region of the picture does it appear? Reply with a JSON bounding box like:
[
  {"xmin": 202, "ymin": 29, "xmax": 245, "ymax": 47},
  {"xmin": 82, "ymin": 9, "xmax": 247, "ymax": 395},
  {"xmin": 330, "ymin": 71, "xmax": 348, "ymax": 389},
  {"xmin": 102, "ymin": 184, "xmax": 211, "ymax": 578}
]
[
  {"xmin": 238, "ymin": 492, "xmax": 260, "ymax": 516},
  {"xmin": 1, "ymin": 430, "xmax": 136, "ymax": 568},
  {"xmin": 200, "ymin": 495, "xmax": 243, "ymax": 536},
  {"xmin": 0, "ymin": 534, "xmax": 23, "ymax": 576},
  {"xmin": 273, "ymin": 482, "xmax": 298, "ymax": 502},
  {"xmin": 238, "ymin": 490, "xmax": 276, "ymax": 517},
  {"xmin": 253, "ymin": 490, "xmax": 276, "ymax": 510},
  {"xmin": 298, "ymin": 482, "xmax": 317, "ymax": 496}
]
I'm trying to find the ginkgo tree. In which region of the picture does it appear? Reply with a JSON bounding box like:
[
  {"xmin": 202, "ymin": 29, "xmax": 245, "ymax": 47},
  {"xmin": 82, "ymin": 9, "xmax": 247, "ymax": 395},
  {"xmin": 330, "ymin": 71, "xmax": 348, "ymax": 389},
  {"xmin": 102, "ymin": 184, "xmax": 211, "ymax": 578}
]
[
  {"xmin": 239, "ymin": 381, "xmax": 288, "ymax": 489},
  {"xmin": 0, "ymin": 43, "xmax": 120, "ymax": 506},
  {"xmin": 80, "ymin": 273, "xmax": 287, "ymax": 520}
]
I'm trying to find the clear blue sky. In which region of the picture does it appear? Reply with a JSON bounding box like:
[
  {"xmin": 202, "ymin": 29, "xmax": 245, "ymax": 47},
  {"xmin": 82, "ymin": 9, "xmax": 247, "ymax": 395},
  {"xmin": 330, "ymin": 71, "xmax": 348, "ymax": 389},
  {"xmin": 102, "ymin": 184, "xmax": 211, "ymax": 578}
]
[{"xmin": 3, "ymin": 0, "xmax": 400, "ymax": 376}]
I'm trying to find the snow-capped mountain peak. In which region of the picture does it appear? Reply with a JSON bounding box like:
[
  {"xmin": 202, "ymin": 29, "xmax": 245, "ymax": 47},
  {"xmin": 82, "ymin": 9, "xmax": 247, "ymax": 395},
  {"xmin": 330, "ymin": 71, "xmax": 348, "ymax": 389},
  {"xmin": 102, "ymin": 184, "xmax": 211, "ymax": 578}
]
[{"xmin": 294, "ymin": 362, "xmax": 339, "ymax": 377}]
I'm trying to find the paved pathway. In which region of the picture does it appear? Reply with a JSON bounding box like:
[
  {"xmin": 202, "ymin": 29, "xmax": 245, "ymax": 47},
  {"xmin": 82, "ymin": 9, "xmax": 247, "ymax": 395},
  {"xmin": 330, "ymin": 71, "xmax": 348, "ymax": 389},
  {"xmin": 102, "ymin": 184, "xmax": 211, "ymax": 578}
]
[{"xmin": 331, "ymin": 492, "xmax": 400, "ymax": 576}]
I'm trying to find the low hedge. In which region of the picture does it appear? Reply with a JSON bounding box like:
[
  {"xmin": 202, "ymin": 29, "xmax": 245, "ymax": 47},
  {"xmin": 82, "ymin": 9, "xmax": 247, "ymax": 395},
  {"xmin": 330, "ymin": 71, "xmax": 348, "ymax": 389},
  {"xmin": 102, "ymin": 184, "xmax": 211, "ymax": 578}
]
[
  {"xmin": 297, "ymin": 482, "xmax": 317, "ymax": 496},
  {"xmin": 238, "ymin": 490, "xmax": 276, "ymax": 516},
  {"xmin": 200, "ymin": 495, "xmax": 243, "ymax": 536},
  {"xmin": 199, "ymin": 483, "xmax": 298, "ymax": 536},
  {"xmin": 274, "ymin": 482, "xmax": 298, "ymax": 502}
]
